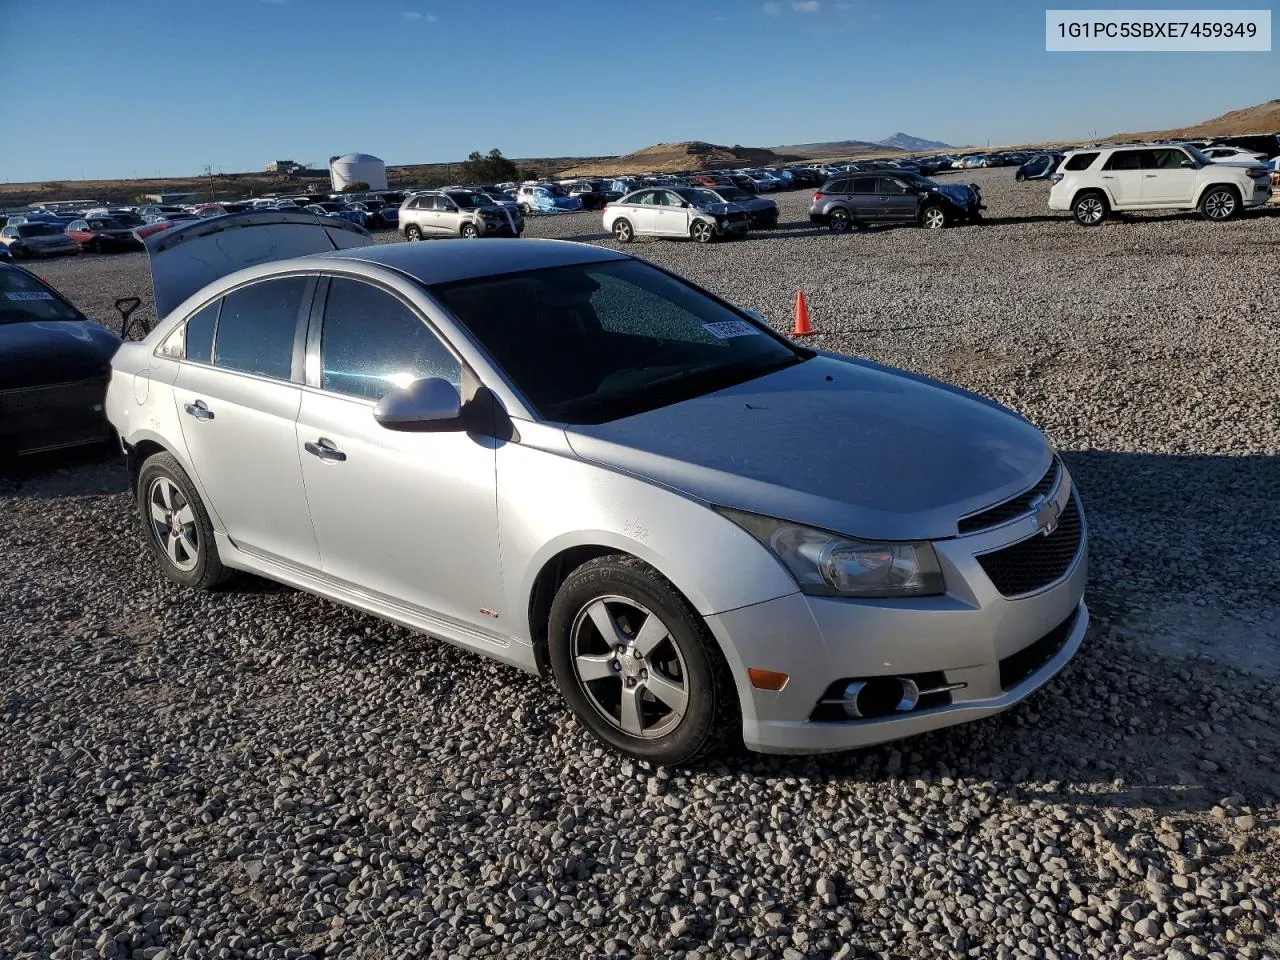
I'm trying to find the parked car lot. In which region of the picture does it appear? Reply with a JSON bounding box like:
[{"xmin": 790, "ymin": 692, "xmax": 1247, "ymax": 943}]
[{"xmin": 4, "ymin": 167, "xmax": 1279, "ymax": 960}]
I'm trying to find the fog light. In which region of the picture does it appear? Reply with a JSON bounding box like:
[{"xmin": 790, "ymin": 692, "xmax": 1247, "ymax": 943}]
[
  {"xmin": 748, "ymin": 668, "xmax": 789, "ymax": 691},
  {"xmin": 841, "ymin": 678, "xmax": 919, "ymax": 718}
]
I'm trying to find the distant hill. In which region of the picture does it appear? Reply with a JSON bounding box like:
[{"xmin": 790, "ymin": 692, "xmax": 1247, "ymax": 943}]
[
  {"xmin": 876, "ymin": 132, "xmax": 955, "ymax": 152},
  {"xmin": 559, "ymin": 141, "xmax": 798, "ymax": 177},
  {"xmin": 1112, "ymin": 99, "xmax": 1280, "ymax": 140}
]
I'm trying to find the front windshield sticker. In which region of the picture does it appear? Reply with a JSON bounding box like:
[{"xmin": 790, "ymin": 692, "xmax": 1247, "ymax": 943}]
[
  {"xmin": 703, "ymin": 320, "xmax": 761, "ymax": 339},
  {"xmin": 6, "ymin": 292, "xmax": 56, "ymax": 301}
]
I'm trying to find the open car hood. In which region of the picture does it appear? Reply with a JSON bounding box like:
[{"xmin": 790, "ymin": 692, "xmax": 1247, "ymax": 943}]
[{"xmin": 144, "ymin": 210, "xmax": 373, "ymax": 319}]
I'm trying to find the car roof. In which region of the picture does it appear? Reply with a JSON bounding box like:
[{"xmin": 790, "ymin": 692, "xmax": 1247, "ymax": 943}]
[{"xmin": 316, "ymin": 238, "xmax": 628, "ymax": 286}]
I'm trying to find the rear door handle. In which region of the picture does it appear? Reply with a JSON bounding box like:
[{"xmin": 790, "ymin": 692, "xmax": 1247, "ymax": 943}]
[
  {"xmin": 183, "ymin": 400, "xmax": 214, "ymax": 421},
  {"xmin": 304, "ymin": 438, "xmax": 347, "ymax": 462},
  {"xmin": 1101, "ymin": 175, "xmax": 1115, "ymax": 179},
  {"xmin": 1144, "ymin": 174, "xmax": 1158, "ymax": 178}
]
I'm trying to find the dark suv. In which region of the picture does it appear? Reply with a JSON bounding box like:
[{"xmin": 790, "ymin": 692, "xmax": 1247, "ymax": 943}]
[{"xmin": 809, "ymin": 172, "xmax": 984, "ymax": 231}]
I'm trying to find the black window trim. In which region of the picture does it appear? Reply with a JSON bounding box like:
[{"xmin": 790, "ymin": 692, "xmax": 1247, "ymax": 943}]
[{"xmin": 303, "ymin": 272, "xmax": 475, "ymax": 408}]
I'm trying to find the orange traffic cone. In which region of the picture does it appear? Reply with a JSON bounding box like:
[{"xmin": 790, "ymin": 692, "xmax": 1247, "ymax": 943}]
[{"xmin": 792, "ymin": 291, "xmax": 814, "ymax": 336}]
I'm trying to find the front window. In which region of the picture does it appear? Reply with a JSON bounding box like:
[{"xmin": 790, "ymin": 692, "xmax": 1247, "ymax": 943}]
[
  {"xmin": 0, "ymin": 268, "xmax": 83, "ymax": 324},
  {"xmin": 320, "ymin": 278, "xmax": 460, "ymax": 400},
  {"xmin": 1179, "ymin": 145, "xmax": 1211, "ymax": 167},
  {"xmin": 430, "ymin": 260, "xmax": 807, "ymax": 425}
]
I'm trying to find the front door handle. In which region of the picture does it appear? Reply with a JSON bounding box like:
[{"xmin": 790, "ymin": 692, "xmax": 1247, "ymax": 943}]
[
  {"xmin": 304, "ymin": 438, "xmax": 347, "ymax": 462},
  {"xmin": 1101, "ymin": 175, "xmax": 1115, "ymax": 179},
  {"xmin": 1144, "ymin": 174, "xmax": 1158, "ymax": 178},
  {"xmin": 183, "ymin": 400, "xmax": 214, "ymax": 421}
]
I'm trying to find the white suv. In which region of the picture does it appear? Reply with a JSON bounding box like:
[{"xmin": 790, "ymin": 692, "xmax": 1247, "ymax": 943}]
[{"xmin": 1049, "ymin": 143, "xmax": 1272, "ymax": 226}]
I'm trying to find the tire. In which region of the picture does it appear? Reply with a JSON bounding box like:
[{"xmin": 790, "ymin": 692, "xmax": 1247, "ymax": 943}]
[
  {"xmin": 690, "ymin": 220, "xmax": 715, "ymax": 244},
  {"xmin": 405, "ymin": 224, "xmax": 423, "ymax": 241},
  {"xmin": 762, "ymin": 212, "xmax": 779, "ymax": 229},
  {"xmin": 827, "ymin": 208, "xmax": 853, "ymax": 233},
  {"xmin": 1073, "ymin": 191, "xmax": 1107, "ymax": 227},
  {"xmin": 89, "ymin": 239, "xmax": 102, "ymax": 254},
  {"xmin": 1199, "ymin": 185, "xmax": 1239, "ymax": 221},
  {"xmin": 136, "ymin": 452, "xmax": 227, "ymax": 590},
  {"xmin": 1015, "ymin": 172, "xmax": 1026, "ymax": 182},
  {"xmin": 547, "ymin": 555, "xmax": 738, "ymax": 765},
  {"xmin": 9, "ymin": 245, "xmax": 24, "ymax": 260},
  {"xmin": 518, "ymin": 203, "xmax": 531, "ymax": 216},
  {"xmin": 920, "ymin": 205, "xmax": 947, "ymax": 230},
  {"xmin": 461, "ymin": 222, "xmax": 479, "ymax": 238},
  {"xmin": 611, "ymin": 219, "xmax": 634, "ymax": 243}
]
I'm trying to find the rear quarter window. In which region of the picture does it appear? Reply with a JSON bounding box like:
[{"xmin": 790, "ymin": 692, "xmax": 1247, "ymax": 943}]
[{"xmin": 1064, "ymin": 152, "xmax": 1100, "ymax": 171}]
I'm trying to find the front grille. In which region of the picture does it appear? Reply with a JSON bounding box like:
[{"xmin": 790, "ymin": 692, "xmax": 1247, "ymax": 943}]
[
  {"xmin": 999, "ymin": 610, "xmax": 1077, "ymax": 690},
  {"xmin": 958, "ymin": 457, "xmax": 1060, "ymax": 534},
  {"xmin": 976, "ymin": 494, "xmax": 1083, "ymax": 597}
]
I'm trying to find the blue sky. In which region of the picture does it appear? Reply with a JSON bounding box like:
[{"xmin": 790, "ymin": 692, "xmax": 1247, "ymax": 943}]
[{"xmin": 4, "ymin": 0, "xmax": 1276, "ymax": 182}]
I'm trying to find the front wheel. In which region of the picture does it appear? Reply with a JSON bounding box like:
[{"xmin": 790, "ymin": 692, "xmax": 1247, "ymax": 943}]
[
  {"xmin": 920, "ymin": 205, "xmax": 947, "ymax": 230},
  {"xmin": 136, "ymin": 452, "xmax": 227, "ymax": 590},
  {"xmin": 547, "ymin": 555, "xmax": 738, "ymax": 765},
  {"xmin": 1015, "ymin": 172, "xmax": 1026, "ymax": 182},
  {"xmin": 460, "ymin": 222, "xmax": 478, "ymax": 238},
  {"xmin": 1199, "ymin": 186, "xmax": 1239, "ymax": 221},
  {"xmin": 611, "ymin": 219, "xmax": 634, "ymax": 243},
  {"xmin": 690, "ymin": 220, "xmax": 715, "ymax": 244},
  {"xmin": 518, "ymin": 203, "xmax": 531, "ymax": 216}
]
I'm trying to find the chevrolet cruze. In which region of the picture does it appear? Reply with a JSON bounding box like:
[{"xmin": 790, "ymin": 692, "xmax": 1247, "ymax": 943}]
[{"xmin": 107, "ymin": 210, "xmax": 1088, "ymax": 765}]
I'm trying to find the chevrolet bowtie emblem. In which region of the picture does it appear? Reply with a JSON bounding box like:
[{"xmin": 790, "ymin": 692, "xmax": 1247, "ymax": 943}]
[{"xmin": 1029, "ymin": 494, "xmax": 1062, "ymax": 537}]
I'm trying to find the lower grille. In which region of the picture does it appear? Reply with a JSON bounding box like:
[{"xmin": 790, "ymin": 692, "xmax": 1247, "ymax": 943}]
[
  {"xmin": 976, "ymin": 494, "xmax": 1083, "ymax": 597},
  {"xmin": 999, "ymin": 610, "xmax": 1078, "ymax": 690}
]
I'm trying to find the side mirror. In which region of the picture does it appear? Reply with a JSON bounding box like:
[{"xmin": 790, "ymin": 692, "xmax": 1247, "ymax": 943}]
[
  {"xmin": 373, "ymin": 377, "xmax": 465, "ymax": 432},
  {"xmin": 1181, "ymin": 159, "xmax": 1195, "ymax": 168}
]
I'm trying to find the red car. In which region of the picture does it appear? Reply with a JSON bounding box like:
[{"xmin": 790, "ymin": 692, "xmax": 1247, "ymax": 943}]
[{"xmin": 65, "ymin": 217, "xmax": 143, "ymax": 253}]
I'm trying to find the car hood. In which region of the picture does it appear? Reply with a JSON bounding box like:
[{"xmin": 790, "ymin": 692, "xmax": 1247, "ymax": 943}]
[
  {"xmin": 0, "ymin": 319, "xmax": 121, "ymax": 389},
  {"xmin": 563, "ymin": 355, "xmax": 1051, "ymax": 541},
  {"xmin": 736, "ymin": 197, "xmax": 775, "ymax": 212},
  {"xmin": 933, "ymin": 183, "xmax": 978, "ymax": 205},
  {"xmin": 143, "ymin": 209, "xmax": 373, "ymax": 319},
  {"xmin": 694, "ymin": 202, "xmax": 743, "ymax": 216}
]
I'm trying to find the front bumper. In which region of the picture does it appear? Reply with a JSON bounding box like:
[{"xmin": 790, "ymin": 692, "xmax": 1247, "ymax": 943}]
[
  {"xmin": 705, "ymin": 482, "xmax": 1089, "ymax": 754},
  {"xmin": 0, "ymin": 377, "xmax": 113, "ymax": 455}
]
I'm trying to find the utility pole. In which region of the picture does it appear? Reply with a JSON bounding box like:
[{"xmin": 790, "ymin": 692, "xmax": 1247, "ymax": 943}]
[{"xmin": 203, "ymin": 165, "xmax": 216, "ymax": 201}]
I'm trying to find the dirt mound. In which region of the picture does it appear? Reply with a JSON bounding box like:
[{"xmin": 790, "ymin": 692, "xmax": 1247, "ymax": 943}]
[
  {"xmin": 559, "ymin": 141, "xmax": 798, "ymax": 177},
  {"xmin": 1114, "ymin": 99, "xmax": 1280, "ymax": 139}
]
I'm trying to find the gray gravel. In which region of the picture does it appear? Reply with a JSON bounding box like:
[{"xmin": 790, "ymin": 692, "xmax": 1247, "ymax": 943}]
[{"xmin": 5, "ymin": 168, "xmax": 1279, "ymax": 959}]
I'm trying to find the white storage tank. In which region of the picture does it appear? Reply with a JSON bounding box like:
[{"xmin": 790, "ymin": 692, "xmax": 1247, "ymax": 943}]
[{"xmin": 329, "ymin": 153, "xmax": 388, "ymax": 192}]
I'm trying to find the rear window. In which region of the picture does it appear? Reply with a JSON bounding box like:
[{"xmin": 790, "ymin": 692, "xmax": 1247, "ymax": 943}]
[
  {"xmin": 1064, "ymin": 152, "xmax": 1099, "ymax": 171},
  {"xmin": 0, "ymin": 268, "xmax": 83, "ymax": 324}
]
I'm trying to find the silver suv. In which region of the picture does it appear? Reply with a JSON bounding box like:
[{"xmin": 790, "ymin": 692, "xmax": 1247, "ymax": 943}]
[{"xmin": 400, "ymin": 190, "xmax": 524, "ymax": 240}]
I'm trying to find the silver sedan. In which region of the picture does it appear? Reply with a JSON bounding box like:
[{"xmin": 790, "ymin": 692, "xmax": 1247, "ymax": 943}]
[{"xmin": 106, "ymin": 211, "xmax": 1088, "ymax": 765}]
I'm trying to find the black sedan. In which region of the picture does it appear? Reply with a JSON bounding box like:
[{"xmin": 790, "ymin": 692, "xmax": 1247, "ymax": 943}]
[
  {"xmin": 65, "ymin": 217, "xmax": 144, "ymax": 253},
  {"xmin": 697, "ymin": 185, "xmax": 779, "ymax": 228},
  {"xmin": 0, "ymin": 263, "xmax": 121, "ymax": 457}
]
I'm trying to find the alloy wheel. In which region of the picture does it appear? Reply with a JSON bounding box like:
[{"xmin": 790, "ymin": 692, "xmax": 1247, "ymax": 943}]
[
  {"xmin": 922, "ymin": 207, "xmax": 946, "ymax": 230},
  {"xmin": 1076, "ymin": 198, "xmax": 1104, "ymax": 224},
  {"xmin": 1205, "ymin": 190, "xmax": 1236, "ymax": 220},
  {"xmin": 828, "ymin": 210, "xmax": 851, "ymax": 232},
  {"xmin": 570, "ymin": 596, "xmax": 689, "ymax": 740},
  {"xmin": 613, "ymin": 220, "xmax": 632, "ymax": 242},
  {"xmin": 148, "ymin": 476, "xmax": 199, "ymax": 572},
  {"xmin": 691, "ymin": 221, "xmax": 713, "ymax": 243}
]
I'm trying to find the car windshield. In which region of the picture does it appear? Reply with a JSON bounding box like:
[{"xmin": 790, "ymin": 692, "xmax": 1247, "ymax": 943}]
[
  {"xmin": 89, "ymin": 219, "xmax": 128, "ymax": 230},
  {"xmin": 16, "ymin": 223, "xmax": 62, "ymax": 237},
  {"xmin": 683, "ymin": 189, "xmax": 723, "ymax": 206},
  {"xmin": 896, "ymin": 172, "xmax": 938, "ymax": 189},
  {"xmin": 430, "ymin": 259, "xmax": 808, "ymax": 425},
  {"xmin": 449, "ymin": 192, "xmax": 494, "ymax": 209},
  {"xmin": 1180, "ymin": 145, "xmax": 1211, "ymax": 166},
  {"xmin": 0, "ymin": 268, "xmax": 83, "ymax": 324},
  {"xmin": 541, "ymin": 185, "xmax": 569, "ymax": 197}
]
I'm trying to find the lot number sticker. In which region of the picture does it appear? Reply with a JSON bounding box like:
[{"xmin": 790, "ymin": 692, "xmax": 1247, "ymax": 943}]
[
  {"xmin": 703, "ymin": 320, "xmax": 760, "ymax": 339},
  {"xmin": 6, "ymin": 292, "xmax": 56, "ymax": 301}
]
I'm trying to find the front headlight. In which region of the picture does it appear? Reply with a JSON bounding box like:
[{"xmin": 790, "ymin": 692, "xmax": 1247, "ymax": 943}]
[{"xmin": 718, "ymin": 508, "xmax": 944, "ymax": 598}]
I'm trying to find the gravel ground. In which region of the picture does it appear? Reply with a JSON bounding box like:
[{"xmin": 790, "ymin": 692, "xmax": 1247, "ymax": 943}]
[{"xmin": 3, "ymin": 169, "xmax": 1279, "ymax": 960}]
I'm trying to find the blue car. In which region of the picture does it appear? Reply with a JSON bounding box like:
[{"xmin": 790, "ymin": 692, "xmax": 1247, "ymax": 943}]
[
  {"xmin": 305, "ymin": 203, "xmax": 368, "ymax": 227},
  {"xmin": 516, "ymin": 184, "xmax": 584, "ymax": 215}
]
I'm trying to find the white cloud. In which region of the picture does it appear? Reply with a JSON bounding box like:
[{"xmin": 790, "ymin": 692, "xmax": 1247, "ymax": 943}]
[
  {"xmin": 763, "ymin": 2, "xmax": 782, "ymax": 14},
  {"xmin": 792, "ymin": 0, "xmax": 820, "ymax": 11},
  {"xmin": 403, "ymin": 10, "xmax": 437, "ymax": 21}
]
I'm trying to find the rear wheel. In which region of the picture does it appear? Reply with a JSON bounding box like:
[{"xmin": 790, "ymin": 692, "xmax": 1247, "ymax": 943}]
[
  {"xmin": 405, "ymin": 224, "xmax": 423, "ymax": 241},
  {"xmin": 1073, "ymin": 191, "xmax": 1107, "ymax": 227},
  {"xmin": 827, "ymin": 208, "xmax": 853, "ymax": 233},
  {"xmin": 136, "ymin": 452, "xmax": 227, "ymax": 590},
  {"xmin": 612, "ymin": 219, "xmax": 634, "ymax": 243},
  {"xmin": 547, "ymin": 555, "xmax": 738, "ymax": 765},
  {"xmin": 1199, "ymin": 185, "xmax": 1239, "ymax": 221}
]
